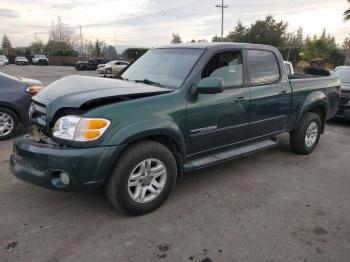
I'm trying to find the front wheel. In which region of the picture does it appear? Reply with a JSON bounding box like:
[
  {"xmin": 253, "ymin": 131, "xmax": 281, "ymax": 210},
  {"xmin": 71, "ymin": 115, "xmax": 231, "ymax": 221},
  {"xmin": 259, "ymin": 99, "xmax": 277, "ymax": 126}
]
[
  {"xmin": 106, "ymin": 68, "xmax": 112, "ymax": 74},
  {"xmin": 0, "ymin": 107, "xmax": 20, "ymax": 141},
  {"xmin": 290, "ymin": 112, "xmax": 322, "ymax": 155},
  {"xmin": 105, "ymin": 140, "xmax": 177, "ymax": 215}
]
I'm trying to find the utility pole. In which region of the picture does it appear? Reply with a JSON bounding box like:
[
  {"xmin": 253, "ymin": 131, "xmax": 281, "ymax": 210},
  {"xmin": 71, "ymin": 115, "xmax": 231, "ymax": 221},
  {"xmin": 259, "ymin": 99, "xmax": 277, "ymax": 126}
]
[
  {"xmin": 215, "ymin": 0, "xmax": 228, "ymax": 41},
  {"xmin": 115, "ymin": 32, "xmax": 117, "ymax": 53},
  {"xmin": 34, "ymin": 32, "xmax": 38, "ymax": 44},
  {"xmin": 79, "ymin": 25, "xmax": 83, "ymax": 57}
]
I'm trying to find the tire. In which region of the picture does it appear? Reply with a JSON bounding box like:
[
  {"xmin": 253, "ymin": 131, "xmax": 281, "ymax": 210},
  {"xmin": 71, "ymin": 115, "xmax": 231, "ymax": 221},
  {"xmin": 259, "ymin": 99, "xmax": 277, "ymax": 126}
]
[
  {"xmin": 105, "ymin": 140, "xmax": 177, "ymax": 215},
  {"xmin": 0, "ymin": 107, "xmax": 20, "ymax": 141},
  {"xmin": 106, "ymin": 68, "xmax": 112, "ymax": 74},
  {"xmin": 290, "ymin": 112, "xmax": 322, "ymax": 155}
]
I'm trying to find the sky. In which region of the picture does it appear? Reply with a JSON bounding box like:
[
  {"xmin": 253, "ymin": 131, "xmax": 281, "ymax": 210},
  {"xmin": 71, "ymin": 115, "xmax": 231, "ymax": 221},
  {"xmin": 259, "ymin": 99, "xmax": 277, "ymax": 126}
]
[{"xmin": 0, "ymin": 0, "xmax": 349, "ymax": 49}]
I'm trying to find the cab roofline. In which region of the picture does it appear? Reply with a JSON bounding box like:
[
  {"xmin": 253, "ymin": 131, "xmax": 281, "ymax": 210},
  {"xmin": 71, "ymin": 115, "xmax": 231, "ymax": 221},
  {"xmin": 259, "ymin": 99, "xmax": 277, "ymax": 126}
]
[{"xmin": 155, "ymin": 42, "xmax": 278, "ymax": 51}]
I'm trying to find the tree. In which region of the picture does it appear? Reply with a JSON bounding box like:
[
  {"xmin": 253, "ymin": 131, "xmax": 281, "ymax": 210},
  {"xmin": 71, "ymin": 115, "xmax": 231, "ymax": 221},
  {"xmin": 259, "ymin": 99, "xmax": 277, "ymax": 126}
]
[
  {"xmin": 29, "ymin": 40, "xmax": 45, "ymax": 54},
  {"xmin": 344, "ymin": 0, "xmax": 350, "ymax": 21},
  {"xmin": 302, "ymin": 36, "xmax": 334, "ymax": 63},
  {"xmin": 1, "ymin": 35, "xmax": 12, "ymax": 54},
  {"xmin": 106, "ymin": 46, "xmax": 118, "ymax": 59},
  {"xmin": 171, "ymin": 33, "xmax": 182, "ymax": 44},
  {"xmin": 222, "ymin": 16, "xmax": 288, "ymax": 47},
  {"xmin": 122, "ymin": 48, "xmax": 149, "ymax": 60},
  {"xmin": 49, "ymin": 17, "xmax": 76, "ymax": 47},
  {"xmin": 226, "ymin": 21, "xmax": 248, "ymax": 43},
  {"xmin": 93, "ymin": 39, "xmax": 102, "ymax": 57}
]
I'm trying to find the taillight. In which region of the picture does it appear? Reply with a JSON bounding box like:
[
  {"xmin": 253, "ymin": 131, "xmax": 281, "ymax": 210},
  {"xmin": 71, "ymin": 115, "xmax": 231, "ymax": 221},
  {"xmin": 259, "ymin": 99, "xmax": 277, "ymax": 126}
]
[{"xmin": 26, "ymin": 85, "xmax": 43, "ymax": 96}]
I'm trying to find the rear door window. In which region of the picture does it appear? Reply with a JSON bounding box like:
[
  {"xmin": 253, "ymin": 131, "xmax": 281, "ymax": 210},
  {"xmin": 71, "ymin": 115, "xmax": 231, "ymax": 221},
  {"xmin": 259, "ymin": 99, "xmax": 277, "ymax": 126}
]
[{"xmin": 247, "ymin": 50, "xmax": 280, "ymax": 85}]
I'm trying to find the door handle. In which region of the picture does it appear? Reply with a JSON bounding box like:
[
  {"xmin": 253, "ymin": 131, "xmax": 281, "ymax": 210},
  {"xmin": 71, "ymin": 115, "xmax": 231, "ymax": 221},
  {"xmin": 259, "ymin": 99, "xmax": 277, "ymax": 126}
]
[
  {"xmin": 279, "ymin": 90, "xmax": 288, "ymax": 94},
  {"xmin": 232, "ymin": 97, "xmax": 247, "ymax": 103}
]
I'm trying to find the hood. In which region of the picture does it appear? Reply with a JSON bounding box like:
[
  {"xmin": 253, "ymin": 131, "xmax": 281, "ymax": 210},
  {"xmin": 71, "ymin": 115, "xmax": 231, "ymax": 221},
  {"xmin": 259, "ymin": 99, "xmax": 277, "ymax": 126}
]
[{"xmin": 33, "ymin": 75, "xmax": 173, "ymax": 117}]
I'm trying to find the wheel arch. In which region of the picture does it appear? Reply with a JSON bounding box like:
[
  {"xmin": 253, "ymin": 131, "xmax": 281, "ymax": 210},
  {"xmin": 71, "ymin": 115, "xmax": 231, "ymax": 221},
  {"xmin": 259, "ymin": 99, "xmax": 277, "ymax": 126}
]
[
  {"xmin": 295, "ymin": 91, "xmax": 328, "ymax": 133},
  {"xmin": 102, "ymin": 120, "xmax": 186, "ymax": 182}
]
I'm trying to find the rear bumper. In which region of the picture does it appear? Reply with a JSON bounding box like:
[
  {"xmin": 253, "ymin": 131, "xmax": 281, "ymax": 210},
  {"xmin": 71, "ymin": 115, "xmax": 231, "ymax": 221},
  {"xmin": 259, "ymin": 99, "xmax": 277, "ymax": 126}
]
[{"xmin": 10, "ymin": 137, "xmax": 123, "ymax": 191}]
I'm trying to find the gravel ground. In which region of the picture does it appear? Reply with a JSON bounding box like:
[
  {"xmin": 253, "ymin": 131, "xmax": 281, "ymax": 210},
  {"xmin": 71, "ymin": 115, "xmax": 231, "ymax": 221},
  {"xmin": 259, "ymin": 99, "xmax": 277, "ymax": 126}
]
[{"xmin": 0, "ymin": 65, "xmax": 349, "ymax": 262}]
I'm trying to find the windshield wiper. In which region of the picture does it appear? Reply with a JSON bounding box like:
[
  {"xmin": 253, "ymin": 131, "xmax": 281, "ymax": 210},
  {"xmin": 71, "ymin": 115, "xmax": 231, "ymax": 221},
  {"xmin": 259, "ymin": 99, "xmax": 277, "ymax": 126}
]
[{"xmin": 134, "ymin": 79, "xmax": 164, "ymax": 87}]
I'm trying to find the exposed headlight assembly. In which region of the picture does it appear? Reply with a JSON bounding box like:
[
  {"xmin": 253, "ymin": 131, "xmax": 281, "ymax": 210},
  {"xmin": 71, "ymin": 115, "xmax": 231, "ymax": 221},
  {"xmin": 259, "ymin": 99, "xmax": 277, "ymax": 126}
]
[{"xmin": 53, "ymin": 116, "xmax": 110, "ymax": 141}]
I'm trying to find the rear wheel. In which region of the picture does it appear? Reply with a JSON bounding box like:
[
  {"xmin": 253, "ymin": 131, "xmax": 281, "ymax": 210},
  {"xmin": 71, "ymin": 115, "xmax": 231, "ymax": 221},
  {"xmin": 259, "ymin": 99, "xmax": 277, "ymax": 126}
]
[
  {"xmin": 290, "ymin": 112, "xmax": 321, "ymax": 155},
  {"xmin": 0, "ymin": 107, "xmax": 20, "ymax": 141},
  {"xmin": 105, "ymin": 140, "xmax": 177, "ymax": 215}
]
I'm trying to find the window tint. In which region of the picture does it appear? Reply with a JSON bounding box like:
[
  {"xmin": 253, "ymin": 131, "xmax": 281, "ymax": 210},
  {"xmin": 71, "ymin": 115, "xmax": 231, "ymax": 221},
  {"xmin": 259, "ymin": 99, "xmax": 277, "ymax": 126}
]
[
  {"xmin": 202, "ymin": 51, "xmax": 243, "ymax": 87},
  {"xmin": 247, "ymin": 50, "xmax": 280, "ymax": 85}
]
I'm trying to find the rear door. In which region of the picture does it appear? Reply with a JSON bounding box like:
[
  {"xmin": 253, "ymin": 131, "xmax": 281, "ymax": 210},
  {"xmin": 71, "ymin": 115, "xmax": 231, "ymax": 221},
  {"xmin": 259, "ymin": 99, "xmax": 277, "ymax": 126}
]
[{"xmin": 247, "ymin": 49, "xmax": 292, "ymax": 138}]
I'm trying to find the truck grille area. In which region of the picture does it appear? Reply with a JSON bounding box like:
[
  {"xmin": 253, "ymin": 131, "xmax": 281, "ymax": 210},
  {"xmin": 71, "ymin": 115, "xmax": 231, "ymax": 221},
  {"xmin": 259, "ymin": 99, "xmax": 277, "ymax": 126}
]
[{"xmin": 12, "ymin": 155, "xmax": 45, "ymax": 176}]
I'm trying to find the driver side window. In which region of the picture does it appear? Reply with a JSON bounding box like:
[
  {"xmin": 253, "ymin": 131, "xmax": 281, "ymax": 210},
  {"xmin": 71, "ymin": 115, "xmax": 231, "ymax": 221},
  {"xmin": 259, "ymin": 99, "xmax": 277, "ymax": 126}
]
[{"xmin": 202, "ymin": 51, "xmax": 243, "ymax": 87}]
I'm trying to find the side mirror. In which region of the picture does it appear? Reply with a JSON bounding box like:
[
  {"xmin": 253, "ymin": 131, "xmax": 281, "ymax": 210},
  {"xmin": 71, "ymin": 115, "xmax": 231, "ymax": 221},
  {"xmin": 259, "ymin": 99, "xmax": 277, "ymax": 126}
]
[{"xmin": 197, "ymin": 77, "xmax": 224, "ymax": 94}]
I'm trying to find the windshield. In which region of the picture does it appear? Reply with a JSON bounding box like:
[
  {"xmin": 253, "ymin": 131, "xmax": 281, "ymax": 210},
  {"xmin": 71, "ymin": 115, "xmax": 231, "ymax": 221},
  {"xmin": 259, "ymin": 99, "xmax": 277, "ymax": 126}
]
[
  {"xmin": 37, "ymin": 55, "xmax": 46, "ymax": 58},
  {"xmin": 332, "ymin": 68, "xmax": 350, "ymax": 83},
  {"xmin": 121, "ymin": 48, "xmax": 204, "ymax": 88}
]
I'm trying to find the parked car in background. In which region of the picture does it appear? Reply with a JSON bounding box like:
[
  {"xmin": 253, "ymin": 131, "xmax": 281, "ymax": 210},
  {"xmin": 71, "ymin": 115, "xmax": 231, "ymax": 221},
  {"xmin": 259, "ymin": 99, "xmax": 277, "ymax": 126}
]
[
  {"xmin": 15, "ymin": 56, "xmax": 29, "ymax": 65},
  {"xmin": 332, "ymin": 67, "xmax": 350, "ymax": 120},
  {"xmin": 0, "ymin": 72, "xmax": 43, "ymax": 140},
  {"xmin": 10, "ymin": 43, "xmax": 340, "ymax": 215},
  {"xmin": 75, "ymin": 58, "xmax": 109, "ymax": 71},
  {"xmin": 111, "ymin": 61, "xmax": 129, "ymax": 74},
  {"xmin": 0, "ymin": 55, "xmax": 9, "ymax": 65},
  {"xmin": 284, "ymin": 61, "xmax": 294, "ymax": 75},
  {"xmin": 0, "ymin": 58, "xmax": 5, "ymax": 67},
  {"xmin": 32, "ymin": 55, "xmax": 49, "ymax": 65},
  {"xmin": 97, "ymin": 60, "xmax": 129, "ymax": 74}
]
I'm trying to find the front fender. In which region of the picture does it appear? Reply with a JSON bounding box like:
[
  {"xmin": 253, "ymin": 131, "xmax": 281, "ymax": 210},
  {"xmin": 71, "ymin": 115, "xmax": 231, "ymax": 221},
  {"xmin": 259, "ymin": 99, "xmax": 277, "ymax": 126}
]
[
  {"xmin": 296, "ymin": 91, "xmax": 328, "ymax": 125},
  {"xmin": 108, "ymin": 119, "xmax": 186, "ymax": 155}
]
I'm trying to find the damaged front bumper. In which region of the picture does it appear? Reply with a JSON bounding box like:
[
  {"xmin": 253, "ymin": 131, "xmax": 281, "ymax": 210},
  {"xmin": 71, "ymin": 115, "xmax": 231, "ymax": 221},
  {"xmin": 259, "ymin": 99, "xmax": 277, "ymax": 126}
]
[{"xmin": 9, "ymin": 136, "xmax": 122, "ymax": 191}]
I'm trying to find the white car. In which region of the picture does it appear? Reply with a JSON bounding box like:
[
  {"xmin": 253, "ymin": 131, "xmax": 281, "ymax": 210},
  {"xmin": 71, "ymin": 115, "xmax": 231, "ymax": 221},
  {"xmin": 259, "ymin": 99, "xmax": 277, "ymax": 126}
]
[
  {"xmin": 284, "ymin": 61, "xmax": 294, "ymax": 75},
  {"xmin": 15, "ymin": 56, "xmax": 29, "ymax": 65},
  {"xmin": 0, "ymin": 55, "xmax": 9, "ymax": 65},
  {"xmin": 96, "ymin": 60, "xmax": 129, "ymax": 74},
  {"xmin": 32, "ymin": 55, "xmax": 49, "ymax": 65}
]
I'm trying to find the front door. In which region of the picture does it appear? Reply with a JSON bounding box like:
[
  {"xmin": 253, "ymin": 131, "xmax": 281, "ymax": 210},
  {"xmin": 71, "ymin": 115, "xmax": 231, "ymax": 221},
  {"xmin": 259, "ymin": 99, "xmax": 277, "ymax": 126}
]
[{"xmin": 187, "ymin": 50, "xmax": 250, "ymax": 159}]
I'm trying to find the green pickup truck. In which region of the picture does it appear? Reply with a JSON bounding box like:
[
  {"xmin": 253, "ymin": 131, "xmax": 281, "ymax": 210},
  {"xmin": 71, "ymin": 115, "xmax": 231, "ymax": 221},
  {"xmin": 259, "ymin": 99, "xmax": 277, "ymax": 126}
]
[{"xmin": 10, "ymin": 43, "xmax": 340, "ymax": 215}]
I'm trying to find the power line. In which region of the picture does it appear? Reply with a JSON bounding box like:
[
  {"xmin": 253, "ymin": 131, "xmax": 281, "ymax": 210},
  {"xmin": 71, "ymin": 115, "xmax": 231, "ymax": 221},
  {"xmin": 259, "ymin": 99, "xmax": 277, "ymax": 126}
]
[{"xmin": 216, "ymin": 0, "xmax": 228, "ymax": 40}]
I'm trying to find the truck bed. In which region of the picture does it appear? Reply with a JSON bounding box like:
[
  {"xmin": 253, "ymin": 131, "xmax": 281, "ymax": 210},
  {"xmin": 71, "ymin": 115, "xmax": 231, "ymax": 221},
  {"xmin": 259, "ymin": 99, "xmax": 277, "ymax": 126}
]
[{"xmin": 289, "ymin": 76, "xmax": 340, "ymax": 120}]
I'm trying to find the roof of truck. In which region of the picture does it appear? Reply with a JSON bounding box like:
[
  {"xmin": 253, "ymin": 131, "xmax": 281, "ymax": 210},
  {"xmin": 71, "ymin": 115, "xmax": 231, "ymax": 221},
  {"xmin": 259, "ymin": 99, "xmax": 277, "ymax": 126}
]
[{"xmin": 157, "ymin": 42, "xmax": 278, "ymax": 51}]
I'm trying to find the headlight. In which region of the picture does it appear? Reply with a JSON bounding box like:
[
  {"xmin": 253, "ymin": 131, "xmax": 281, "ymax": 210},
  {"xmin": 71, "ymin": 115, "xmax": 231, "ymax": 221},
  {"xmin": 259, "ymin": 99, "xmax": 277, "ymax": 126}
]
[{"xmin": 53, "ymin": 116, "xmax": 110, "ymax": 141}]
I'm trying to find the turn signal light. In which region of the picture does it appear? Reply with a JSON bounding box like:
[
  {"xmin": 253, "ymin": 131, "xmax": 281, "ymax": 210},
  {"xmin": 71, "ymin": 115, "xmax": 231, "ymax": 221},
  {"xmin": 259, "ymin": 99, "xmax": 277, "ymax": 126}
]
[
  {"xmin": 26, "ymin": 85, "xmax": 43, "ymax": 95},
  {"xmin": 88, "ymin": 119, "xmax": 109, "ymax": 129}
]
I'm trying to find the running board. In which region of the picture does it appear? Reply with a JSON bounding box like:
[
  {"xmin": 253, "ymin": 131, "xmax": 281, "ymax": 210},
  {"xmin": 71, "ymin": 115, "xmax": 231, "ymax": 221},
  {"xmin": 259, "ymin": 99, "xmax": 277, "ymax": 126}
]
[{"xmin": 184, "ymin": 138, "xmax": 278, "ymax": 172}]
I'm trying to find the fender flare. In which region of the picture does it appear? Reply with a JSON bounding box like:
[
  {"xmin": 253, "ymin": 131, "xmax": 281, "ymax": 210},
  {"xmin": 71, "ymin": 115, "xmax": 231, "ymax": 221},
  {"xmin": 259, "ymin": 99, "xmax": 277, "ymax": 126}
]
[
  {"xmin": 108, "ymin": 118, "xmax": 186, "ymax": 156},
  {"xmin": 295, "ymin": 91, "xmax": 328, "ymax": 128}
]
